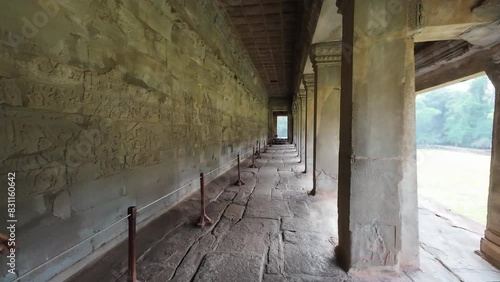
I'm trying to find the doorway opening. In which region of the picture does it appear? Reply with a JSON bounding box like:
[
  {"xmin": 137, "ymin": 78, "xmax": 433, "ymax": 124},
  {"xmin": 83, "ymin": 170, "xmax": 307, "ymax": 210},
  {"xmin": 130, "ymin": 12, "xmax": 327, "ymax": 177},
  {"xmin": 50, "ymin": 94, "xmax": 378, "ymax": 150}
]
[
  {"xmin": 416, "ymin": 74, "xmax": 495, "ymax": 226},
  {"xmin": 413, "ymin": 74, "xmax": 498, "ymax": 276},
  {"xmin": 277, "ymin": 116, "xmax": 288, "ymax": 138}
]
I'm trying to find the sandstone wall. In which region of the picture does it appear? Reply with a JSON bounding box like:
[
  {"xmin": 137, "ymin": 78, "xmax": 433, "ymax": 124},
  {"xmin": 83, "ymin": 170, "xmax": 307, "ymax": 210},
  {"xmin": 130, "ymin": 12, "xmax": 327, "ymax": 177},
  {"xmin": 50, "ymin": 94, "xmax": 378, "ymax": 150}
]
[{"xmin": 0, "ymin": 0, "xmax": 268, "ymax": 280}]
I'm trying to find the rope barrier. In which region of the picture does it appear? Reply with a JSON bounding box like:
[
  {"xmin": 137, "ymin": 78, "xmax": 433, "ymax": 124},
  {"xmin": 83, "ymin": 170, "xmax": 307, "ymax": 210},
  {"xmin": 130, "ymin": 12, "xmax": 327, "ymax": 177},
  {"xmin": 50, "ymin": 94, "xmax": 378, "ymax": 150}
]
[
  {"xmin": 15, "ymin": 215, "xmax": 130, "ymax": 281},
  {"xmin": 136, "ymin": 178, "xmax": 200, "ymax": 213},
  {"xmin": 15, "ymin": 145, "xmax": 260, "ymax": 281},
  {"xmin": 204, "ymin": 148, "xmax": 253, "ymax": 177}
]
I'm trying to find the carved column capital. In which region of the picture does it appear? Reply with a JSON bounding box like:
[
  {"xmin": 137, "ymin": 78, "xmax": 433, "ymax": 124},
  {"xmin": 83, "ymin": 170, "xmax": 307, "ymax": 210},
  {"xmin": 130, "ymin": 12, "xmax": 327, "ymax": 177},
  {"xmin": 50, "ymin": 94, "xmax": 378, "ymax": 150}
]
[
  {"xmin": 302, "ymin": 73, "xmax": 315, "ymax": 92},
  {"xmin": 310, "ymin": 41, "xmax": 342, "ymax": 68}
]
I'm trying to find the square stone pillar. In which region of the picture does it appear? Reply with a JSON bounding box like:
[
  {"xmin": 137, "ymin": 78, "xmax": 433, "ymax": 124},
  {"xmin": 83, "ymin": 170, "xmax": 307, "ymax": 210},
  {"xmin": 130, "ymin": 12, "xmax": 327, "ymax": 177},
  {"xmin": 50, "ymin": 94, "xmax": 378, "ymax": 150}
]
[
  {"xmin": 336, "ymin": 0, "xmax": 419, "ymax": 271},
  {"xmin": 310, "ymin": 41, "xmax": 342, "ymax": 195},
  {"xmin": 292, "ymin": 103, "xmax": 297, "ymax": 145},
  {"xmin": 296, "ymin": 96, "xmax": 302, "ymax": 157},
  {"xmin": 303, "ymin": 74, "xmax": 315, "ymax": 173},
  {"xmin": 300, "ymin": 90, "xmax": 307, "ymax": 163},
  {"xmin": 481, "ymin": 64, "xmax": 500, "ymax": 268}
]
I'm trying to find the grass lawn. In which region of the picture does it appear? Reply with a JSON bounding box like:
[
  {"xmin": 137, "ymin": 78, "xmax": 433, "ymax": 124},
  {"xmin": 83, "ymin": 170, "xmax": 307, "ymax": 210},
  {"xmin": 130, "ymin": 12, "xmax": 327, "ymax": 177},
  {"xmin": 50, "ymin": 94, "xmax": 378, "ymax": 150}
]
[{"xmin": 417, "ymin": 148, "xmax": 491, "ymax": 226}]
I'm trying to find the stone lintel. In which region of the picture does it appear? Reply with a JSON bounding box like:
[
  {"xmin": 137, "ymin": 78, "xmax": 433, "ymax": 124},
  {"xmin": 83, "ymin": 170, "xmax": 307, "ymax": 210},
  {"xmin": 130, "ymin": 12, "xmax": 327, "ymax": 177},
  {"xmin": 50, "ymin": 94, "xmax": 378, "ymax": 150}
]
[
  {"xmin": 472, "ymin": 0, "xmax": 500, "ymax": 19},
  {"xmin": 303, "ymin": 74, "xmax": 315, "ymax": 92},
  {"xmin": 415, "ymin": 0, "xmax": 499, "ymax": 42},
  {"xmin": 310, "ymin": 41, "xmax": 343, "ymax": 68}
]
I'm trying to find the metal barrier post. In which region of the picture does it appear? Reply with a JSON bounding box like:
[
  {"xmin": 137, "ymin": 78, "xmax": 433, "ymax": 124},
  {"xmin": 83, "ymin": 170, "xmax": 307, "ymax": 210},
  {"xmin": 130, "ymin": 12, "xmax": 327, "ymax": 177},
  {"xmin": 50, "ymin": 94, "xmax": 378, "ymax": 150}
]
[
  {"xmin": 233, "ymin": 154, "xmax": 245, "ymax": 186},
  {"xmin": 128, "ymin": 206, "xmax": 137, "ymax": 282},
  {"xmin": 197, "ymin": 173, "xmax": 213, "ymax": 227},
  {"xmin": 249, "ymin": 147, "xmax": 257, "ymax": 168},
  {"xmin": 257, "ymin": 141, "xmax": 261, "ymax": 159}
]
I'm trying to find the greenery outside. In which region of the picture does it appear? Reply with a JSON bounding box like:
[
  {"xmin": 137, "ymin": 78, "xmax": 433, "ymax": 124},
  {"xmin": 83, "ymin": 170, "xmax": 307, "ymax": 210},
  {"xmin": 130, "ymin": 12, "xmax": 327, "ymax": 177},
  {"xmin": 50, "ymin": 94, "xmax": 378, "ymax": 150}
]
[
  {"xmin": 416, "ymin": 75, "xmax": 495, "ymax": 149},
  {"xmin": 416, "ymin": 75, "xmax": 495, "ymax": 226}
]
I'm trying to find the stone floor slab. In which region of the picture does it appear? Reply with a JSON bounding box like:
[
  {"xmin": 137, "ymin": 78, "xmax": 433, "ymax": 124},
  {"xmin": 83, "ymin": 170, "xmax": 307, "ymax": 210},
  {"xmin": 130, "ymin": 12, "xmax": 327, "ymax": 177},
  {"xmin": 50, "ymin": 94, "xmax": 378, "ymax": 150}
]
[
  {"xmin": 217, "ymin": 218, "xmax": 279, "ymax": 255},
  {"xmin": 223, "ymin": 203, "xmax": 245, "ymax": 220},
  {"xmin": 283, "ymin": 231, "xmax": 342, "ymax": 277},
  {"xmin": 245, "ymin": 197, "xmax": 292, "ymax": 219},
  {"xmin": 193, "ymin": 252, "xmax": 264, "ymax": 282}
]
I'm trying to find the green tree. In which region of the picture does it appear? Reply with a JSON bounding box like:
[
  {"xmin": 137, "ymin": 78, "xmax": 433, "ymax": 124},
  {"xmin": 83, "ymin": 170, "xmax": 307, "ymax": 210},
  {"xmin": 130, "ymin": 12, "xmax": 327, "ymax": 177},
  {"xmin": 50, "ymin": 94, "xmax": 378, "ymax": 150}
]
[
  {"xmin": 416, "ymin": 99, "xmax": 442, "ymax": 144},
  {"xmin": 416, "ymin": 75, "xmax": 495, "ymax": 148}
]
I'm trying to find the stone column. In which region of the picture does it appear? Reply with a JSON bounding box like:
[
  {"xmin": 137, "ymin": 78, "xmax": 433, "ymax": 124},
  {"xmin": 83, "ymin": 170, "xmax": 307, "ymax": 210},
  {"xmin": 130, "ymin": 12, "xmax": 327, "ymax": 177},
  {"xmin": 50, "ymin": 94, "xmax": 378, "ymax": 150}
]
[
  {"xmin": 303, "ymin": 74, "xmax": 315, "ymax": 173},
  {"xmin": 300, "ymin": 90, "xmax": 307, "ymax": 163},
  {"xmin": 272, "ymin": 114, "xmax": 277, "ymax": 139},
  {"xmin": 481, "ymin": 63, "xmax": 500, "ymax": 269},
  {"xmin": 292, "ymin": 103, "xmax": 297, "ymax": 145},
  {"xmin": 336, "ymin": 0, "xmax": 419, "ymax": 271},
  {"xmin": 310, "ymin": 41, "xmax": 342, "ymax": 195},
  {"xmin": 296, "ymin": 96, "xmax": 302, "ymax": 156}
]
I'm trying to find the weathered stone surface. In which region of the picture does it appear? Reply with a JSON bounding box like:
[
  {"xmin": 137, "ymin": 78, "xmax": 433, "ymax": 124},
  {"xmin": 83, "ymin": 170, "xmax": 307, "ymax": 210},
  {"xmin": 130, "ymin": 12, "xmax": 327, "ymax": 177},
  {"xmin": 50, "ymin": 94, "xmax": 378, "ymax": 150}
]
[
  {"xmin": 217, "ymin": 218, "xmax": 279, "ymax": 255},
  {"xmin": 52, "ymin": 190, "xmax": 71, "ymax": 219},
  {"xmin": 287, "ymin": 201, "xmax": 311, "ymax": 218},
  {"xmin": 233, "ymin": 190, "xmax": 251, "ymax": 205},
  {"xmin": 281, "ymin": 190, "xmax": 309, "ymax": 201},
  {"xmin": 281, "ymin": 218, "xmax": 335, "ymax": 235},
  {"xmin": 272, "ymin": 189, "xmax": 284, "ymax": 200},
  {"xmin": 193, "ymin": 253, "xmax": 264, "ymax": 282},
  {"xmin": 245, "ymin": 197, "xmax": 292, "ymax": 219},
  {"xmin": 217, "ymin": 191, "xmax": 237, "ymax": 203},
  {"xmin": 337, "ymin": 0, "xmax": 419, "ymax": 271},
  {"xmin": 251, "ymin": 185, "xmax": 273, "ymax": 199},
  {"xmin": 283, "ymin": 231, "xmax": 341, "ymax": 277},
  {"xmin": 170, "ymin": 234, "xmax": 216, "ymax": 282},
  {"xmin": 481, "ymin": 68, "xmax": 500, "ymax": 270},
  {"xmin": 278, "ymin": 171, "xmax": 296, "ymax": 180},
  {"xmin": 267, "ymin": 232, "xmax": 285, "ymax": 274},
  {"xmin": 223, "ymin": 204, "xmax": 245, "ymax": 220},
  {"xmin": 303, "ymin": 74, "xmax": 315, "ymax": 173},
  {"xmin": 310, "ymin": 41, "xmax": 342, "ymax": 195},
  {"xmin": 264, "ymin": 274, "xmax": 350, "ymax": 282}
]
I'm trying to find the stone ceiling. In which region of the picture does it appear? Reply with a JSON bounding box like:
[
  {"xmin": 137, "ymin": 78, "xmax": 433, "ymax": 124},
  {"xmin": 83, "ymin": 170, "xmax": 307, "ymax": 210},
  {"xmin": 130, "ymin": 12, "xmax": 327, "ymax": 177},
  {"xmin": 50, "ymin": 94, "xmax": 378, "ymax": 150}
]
[{"xmin": 218, "ymin": 0, "xmax": 302, "ymax": 98}]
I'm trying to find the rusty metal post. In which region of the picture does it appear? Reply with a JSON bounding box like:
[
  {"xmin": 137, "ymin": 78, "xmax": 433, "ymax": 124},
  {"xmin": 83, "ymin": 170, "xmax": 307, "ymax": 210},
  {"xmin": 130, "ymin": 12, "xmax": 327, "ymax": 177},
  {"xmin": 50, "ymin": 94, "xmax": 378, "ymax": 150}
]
[
  {"xmin": 128, "ymin": 206, "xmax": 137, "ymax": 282},
  {"xmin": 249, "ymin": 147, "xmax": 257, "ymax": 168},
  {"xmin": 233, "ymin": 154, "xmax": 245, "ymax": 186},
  {"xmin": 197, "ymin": 173, "xmax": 213, "ymax": 227},
  {"xmin": 257, "ymin": 141, "xmax": 261, "ymax": 159}
]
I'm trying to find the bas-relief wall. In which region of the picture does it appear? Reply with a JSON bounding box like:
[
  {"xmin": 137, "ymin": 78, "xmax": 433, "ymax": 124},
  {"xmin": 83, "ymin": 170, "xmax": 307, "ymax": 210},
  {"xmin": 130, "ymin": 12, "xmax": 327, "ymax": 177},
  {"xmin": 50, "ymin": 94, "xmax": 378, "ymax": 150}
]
[{"xmin": 0, "ymin": 0, "xmax": 268, "ymax": 280}]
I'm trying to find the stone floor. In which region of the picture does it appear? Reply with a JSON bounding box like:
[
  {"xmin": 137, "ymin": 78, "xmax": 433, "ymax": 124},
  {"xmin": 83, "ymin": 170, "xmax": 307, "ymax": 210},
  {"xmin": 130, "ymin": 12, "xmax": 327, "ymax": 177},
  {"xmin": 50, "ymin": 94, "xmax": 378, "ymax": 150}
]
[{"xmin": 71, "ymin": 145, "xmax": 500, "ymax": 282}]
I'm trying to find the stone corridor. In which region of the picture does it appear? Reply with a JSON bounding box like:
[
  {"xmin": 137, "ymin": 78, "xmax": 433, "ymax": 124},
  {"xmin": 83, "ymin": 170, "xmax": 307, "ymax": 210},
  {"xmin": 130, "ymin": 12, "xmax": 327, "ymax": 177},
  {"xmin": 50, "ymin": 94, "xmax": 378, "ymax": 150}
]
[{"xmin": 71, "ymin": 145, "xmax": 500, "ymax": 282}]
